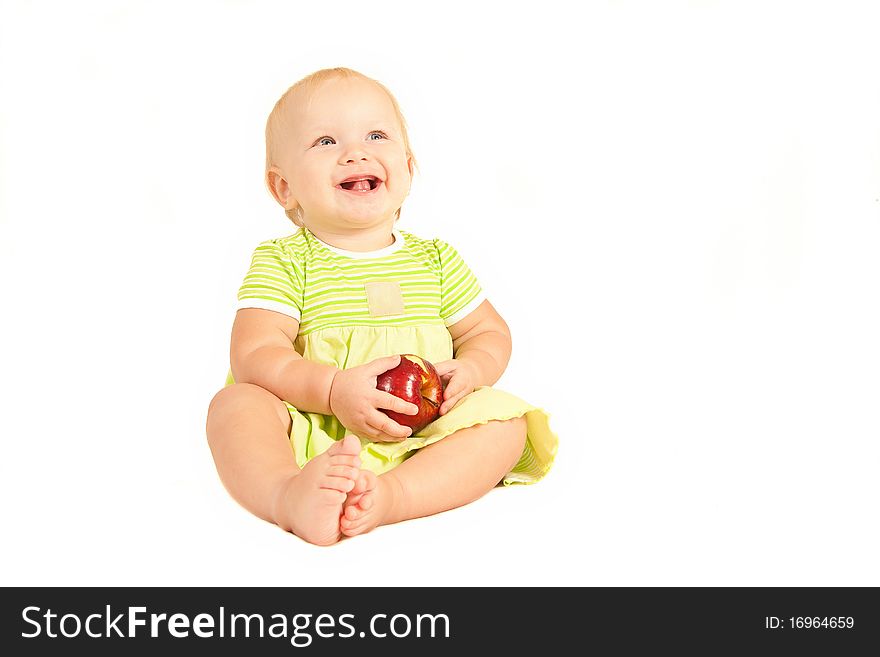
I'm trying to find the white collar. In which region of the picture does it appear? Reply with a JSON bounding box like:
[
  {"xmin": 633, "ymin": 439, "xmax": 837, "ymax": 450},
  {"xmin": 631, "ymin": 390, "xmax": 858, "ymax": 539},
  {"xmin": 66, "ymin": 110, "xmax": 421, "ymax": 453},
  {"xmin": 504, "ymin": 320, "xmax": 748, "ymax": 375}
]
[{"xmin": 309, "ymin": 228, "xmax": 404, "ymax": 259}]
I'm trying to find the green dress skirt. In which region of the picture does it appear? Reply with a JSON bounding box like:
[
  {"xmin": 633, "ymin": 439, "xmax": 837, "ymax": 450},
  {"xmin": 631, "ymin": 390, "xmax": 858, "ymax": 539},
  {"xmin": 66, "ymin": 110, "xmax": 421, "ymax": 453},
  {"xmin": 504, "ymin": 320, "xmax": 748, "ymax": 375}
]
[{"xmin": 226, "ymin": 324, "xmax": 557, "ymax": 485}]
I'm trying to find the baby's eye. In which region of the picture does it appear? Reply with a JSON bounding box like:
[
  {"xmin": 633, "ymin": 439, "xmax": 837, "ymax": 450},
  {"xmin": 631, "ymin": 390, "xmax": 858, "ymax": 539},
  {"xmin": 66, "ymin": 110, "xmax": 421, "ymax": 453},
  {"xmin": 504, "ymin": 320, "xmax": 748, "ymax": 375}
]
[
  {"xmin": 369, "ymin": 131, "xmax": 388, "ymax": 141},
  {"xmin": 317, "ymin": 137, "xmax": 334, "ymax": 146}
]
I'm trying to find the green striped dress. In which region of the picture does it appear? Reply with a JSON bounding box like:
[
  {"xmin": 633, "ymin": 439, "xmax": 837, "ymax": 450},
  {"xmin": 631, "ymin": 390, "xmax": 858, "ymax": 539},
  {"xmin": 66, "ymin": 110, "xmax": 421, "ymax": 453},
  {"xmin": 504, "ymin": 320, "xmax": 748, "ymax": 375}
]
[{"xmin": 226, "ymin": 227, "xmax": 557, "ymax": 484}]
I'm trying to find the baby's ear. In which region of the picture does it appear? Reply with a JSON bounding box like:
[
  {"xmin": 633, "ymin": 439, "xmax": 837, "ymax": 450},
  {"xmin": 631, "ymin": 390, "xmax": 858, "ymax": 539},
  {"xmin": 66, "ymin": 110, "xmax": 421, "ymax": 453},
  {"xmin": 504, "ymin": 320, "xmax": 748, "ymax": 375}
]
[{"xmin": 266, "ymin": 166, "xmax": 291, "ymax": 207}]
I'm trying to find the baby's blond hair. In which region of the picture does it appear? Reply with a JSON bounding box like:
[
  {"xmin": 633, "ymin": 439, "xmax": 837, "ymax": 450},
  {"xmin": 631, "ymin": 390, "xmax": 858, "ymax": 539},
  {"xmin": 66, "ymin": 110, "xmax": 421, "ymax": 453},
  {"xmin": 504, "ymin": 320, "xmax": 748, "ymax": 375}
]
[{"xmin": 265, "ymin": 67, "xmax": 418, "ymax": 226}]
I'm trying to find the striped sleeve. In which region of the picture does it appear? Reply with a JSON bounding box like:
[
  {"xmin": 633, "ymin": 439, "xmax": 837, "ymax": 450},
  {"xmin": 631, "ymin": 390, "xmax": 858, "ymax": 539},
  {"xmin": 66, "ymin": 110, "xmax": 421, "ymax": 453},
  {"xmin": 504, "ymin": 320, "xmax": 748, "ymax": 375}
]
[
  {"xmin": 236, "ymin": 240, "xmax": 304, "ymax": 321},
  {"xmin": 434, "ymin": 239, "xmax": 485, "ymax": 326}
]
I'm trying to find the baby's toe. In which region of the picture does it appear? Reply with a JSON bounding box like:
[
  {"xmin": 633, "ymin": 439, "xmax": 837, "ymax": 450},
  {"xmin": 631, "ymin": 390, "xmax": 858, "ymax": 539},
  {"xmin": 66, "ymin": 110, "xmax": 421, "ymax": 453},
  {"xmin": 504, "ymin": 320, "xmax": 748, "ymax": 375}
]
[
  {"xmin": 356, "ymin": 493, "xmax": 374, "ymax": 512},
  {"xmin": 340, "ymin": 514, "xmax": 373, "ymax": 536},
  {"xmin": 329, "ymin": 454, "xmax": 361, "ymax": 469},
  {"xmin": 322, "ymin": 475, "xmax": 356, "ymax": 494},
  {"xmin": 350, "ymin": 470, "xmax": 377, "ymax": 496},
  {"xmin": 343, "ymin": 500, "xmax": 364, "ymax": 520},
  {"xmin": 328, "ymin": 434, "xmax": 362, "ymax": 457},
  {"xmin": 327, "ymin": 464, "xmax": 360, "ymax": 480}
]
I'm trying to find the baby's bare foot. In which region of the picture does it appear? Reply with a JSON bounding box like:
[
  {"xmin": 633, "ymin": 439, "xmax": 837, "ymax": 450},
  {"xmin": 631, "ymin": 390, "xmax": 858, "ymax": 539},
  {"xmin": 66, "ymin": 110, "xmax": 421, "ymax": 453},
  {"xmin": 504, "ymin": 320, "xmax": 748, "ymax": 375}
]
[
  {"xmin": 275, "ymin": 435, "xmax": 362, "ymax": 546},
  {"xmin": 343, "ymin": 470, "xmax": 373, "ymax": 509},
  {"xmin": 340, "ymin": 471, "xmax": 395, "ymax": 538}
]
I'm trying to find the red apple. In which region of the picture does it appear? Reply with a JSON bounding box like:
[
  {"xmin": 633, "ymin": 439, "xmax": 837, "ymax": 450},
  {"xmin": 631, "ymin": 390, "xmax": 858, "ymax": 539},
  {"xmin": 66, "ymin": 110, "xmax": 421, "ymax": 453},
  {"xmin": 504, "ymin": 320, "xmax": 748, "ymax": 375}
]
[{"xmin": 376, "ymin": 354, "xmax": 445, "ymax": 434}]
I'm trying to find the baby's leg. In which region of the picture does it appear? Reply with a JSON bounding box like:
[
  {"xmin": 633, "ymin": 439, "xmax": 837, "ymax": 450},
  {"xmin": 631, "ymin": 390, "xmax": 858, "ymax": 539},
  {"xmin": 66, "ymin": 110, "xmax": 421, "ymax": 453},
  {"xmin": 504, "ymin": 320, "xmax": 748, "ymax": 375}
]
[
  {"xmin": 340, "ymin": 416, "xmax": 527, "ymax": 537},
  {"xmin": 206, "ymin": 383, "xmax": 362, "ymax": 546}
]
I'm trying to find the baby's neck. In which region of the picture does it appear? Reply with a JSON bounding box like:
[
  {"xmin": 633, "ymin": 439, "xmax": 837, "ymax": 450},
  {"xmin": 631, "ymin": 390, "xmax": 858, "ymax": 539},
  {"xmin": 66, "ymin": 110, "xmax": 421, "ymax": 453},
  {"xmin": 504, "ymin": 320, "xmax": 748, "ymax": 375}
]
[{"xmin": 307, "ymin": 224, "xmax": 396, "ymax": 253}]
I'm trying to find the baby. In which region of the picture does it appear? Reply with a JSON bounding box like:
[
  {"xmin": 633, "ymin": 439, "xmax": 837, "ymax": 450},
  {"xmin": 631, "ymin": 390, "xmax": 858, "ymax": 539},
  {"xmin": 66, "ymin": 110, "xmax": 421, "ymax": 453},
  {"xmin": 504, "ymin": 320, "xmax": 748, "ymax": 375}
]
[{"xmin": 206, "ymin": 67, "xmax": 557, "ymax": 545}]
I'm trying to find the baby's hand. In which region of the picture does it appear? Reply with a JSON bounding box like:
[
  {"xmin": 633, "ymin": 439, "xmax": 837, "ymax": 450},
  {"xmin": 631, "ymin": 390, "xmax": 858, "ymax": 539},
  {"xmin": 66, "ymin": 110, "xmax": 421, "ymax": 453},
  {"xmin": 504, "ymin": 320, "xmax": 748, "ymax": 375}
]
[
  {"xmin": 329, "ymin": 355, "xmax": 420, "ymax": 442},
  {"xmin": 434, "ymin": 359, "xmax": 479, "ymax": 415}
]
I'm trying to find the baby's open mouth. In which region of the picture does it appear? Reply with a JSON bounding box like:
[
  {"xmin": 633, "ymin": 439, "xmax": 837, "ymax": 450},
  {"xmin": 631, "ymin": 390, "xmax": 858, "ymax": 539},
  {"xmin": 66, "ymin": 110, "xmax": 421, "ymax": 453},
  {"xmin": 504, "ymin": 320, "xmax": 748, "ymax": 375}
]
[{"xmin": 337, "ymin": 176, "xmax": 381, "ymax": 192}]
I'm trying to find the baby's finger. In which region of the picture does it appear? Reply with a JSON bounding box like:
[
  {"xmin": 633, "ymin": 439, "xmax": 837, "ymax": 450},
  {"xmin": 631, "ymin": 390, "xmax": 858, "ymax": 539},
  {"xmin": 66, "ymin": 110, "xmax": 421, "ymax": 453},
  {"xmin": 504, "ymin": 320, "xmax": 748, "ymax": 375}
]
[
  {"xmin": 349, "ymin": 423, "xmax": 384, "ymax": 443},
  {"xmin": 375, "ymin": 391, "xmax": 419, "ymax": 415},
  {"xmin": 367, "ymin": 412, "xmax": 412, "ymax": 441},
  {"xmin": 440, "ymin": 393, "xmax": 463, "ymax": 415},
  {"xmin": 432, "ymin": 360, "xmax": 455, "ymax": 377},
  {"xmin": 366, "ymin": 354, "xmax": 401, "ymax": 375},
  {"xmin": 442, "ymin": 378, "xmax": 463, "ymax": 400}
]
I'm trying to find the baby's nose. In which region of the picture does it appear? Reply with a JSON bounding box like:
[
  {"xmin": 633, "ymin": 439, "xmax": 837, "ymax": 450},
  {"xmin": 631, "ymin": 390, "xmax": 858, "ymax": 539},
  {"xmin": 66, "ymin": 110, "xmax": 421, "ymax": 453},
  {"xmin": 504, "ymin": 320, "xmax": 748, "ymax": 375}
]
[{"xmin": 341, "ymin": 145, "xmax": 370, "ymax": 164}]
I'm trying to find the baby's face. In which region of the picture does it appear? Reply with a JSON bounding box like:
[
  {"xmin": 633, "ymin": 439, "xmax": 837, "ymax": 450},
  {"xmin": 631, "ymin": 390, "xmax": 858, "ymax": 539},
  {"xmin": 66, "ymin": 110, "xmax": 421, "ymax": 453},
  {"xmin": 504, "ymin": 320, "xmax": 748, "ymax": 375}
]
[{"xmin": 274, "ymin": 77, "xmax": 413, "ymax": 234}]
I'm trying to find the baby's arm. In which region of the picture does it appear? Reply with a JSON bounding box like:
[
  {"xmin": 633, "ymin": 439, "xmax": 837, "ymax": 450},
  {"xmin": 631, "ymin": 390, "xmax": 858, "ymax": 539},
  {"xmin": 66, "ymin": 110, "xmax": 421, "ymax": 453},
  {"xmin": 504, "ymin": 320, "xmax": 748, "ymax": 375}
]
[
  {"xmin": 449, "ymin": 299, "xmax": 511, "ymax": 385},
  {"xmin": 230, "ymin": 308, "xmax": 418, "ymax": 439},
  {"xmin": 434, "ymin": 300, "xmax": 511, "ymax": 415},
  {"xmin": 231, "ymin": 308, "xmax": 337, "ymax": 413}
]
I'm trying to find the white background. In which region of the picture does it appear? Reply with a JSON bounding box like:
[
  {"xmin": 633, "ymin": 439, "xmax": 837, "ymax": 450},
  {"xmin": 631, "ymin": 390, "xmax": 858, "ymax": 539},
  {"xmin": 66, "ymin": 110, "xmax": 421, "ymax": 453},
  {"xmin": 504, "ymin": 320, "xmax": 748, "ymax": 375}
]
[{"xmin": 1, "ymin": 0, "xmax": 878, "ymax": 586}]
